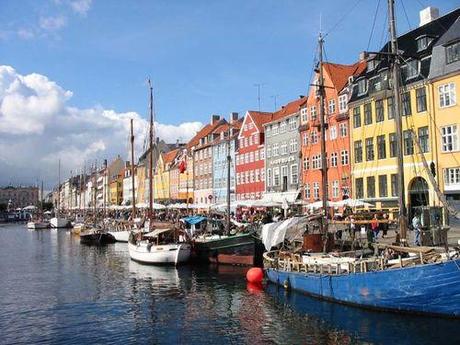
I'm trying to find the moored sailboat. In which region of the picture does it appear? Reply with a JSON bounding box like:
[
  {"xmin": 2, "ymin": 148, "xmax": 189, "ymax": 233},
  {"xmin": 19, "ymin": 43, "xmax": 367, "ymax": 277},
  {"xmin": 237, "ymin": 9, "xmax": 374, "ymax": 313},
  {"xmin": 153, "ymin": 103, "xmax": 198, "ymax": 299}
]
[
  {"xmin": 264, "ymin": 0, "xmax": 460, "ymax": 318},
  {"xmin": 50, "ymin": 159, "xmax": 71, "ymax": 228}
]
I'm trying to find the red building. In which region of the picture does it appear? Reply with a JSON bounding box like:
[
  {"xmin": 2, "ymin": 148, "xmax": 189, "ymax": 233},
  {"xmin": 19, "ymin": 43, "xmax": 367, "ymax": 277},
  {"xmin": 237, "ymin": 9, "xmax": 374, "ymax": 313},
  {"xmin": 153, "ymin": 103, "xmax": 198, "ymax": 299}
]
[
  {"xmin": 235, "ymin": 111, "xmax": 272, "ymax": 200},
  {"xmin": 300, "ymin": 61, "xmax": 365, "ymax": 203}
]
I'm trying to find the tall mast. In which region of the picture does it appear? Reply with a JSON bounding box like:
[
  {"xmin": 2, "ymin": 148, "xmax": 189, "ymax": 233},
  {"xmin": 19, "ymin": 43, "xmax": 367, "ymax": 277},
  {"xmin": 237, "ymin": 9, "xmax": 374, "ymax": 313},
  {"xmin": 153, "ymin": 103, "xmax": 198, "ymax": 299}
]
[
  {"xmin": 226, "ymin": 120, "xmax": 231, "ymax": 235},
  {"xmin": 318, "ymin": 33, "xmax": 329, "ymax": 238},
  {"xmin": 388, "ymin": 0, "xmax": 407, "ymax": 241},
  {"xmin": 40, "ymin": 180, "xmax": 44, "ymax": 215},
  {"xmin": 57, "ymin": 159, "xmax": 61, "ymax": 217},
  {"xmin": 130, "ymin": 118, "xmax": 137, "ymax": 219},
  {"xmin": 148, "ymin": 79, "xmax": 154, "ymax": 224}
]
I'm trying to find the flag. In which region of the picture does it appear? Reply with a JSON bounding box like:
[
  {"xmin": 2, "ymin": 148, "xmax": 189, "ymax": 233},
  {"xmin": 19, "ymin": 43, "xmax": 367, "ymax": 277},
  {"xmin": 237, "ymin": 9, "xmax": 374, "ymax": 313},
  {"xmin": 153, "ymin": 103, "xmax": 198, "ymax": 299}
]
[{"xmin": 179, "ymin": 159, "xmax": 187, "ymax": 173}]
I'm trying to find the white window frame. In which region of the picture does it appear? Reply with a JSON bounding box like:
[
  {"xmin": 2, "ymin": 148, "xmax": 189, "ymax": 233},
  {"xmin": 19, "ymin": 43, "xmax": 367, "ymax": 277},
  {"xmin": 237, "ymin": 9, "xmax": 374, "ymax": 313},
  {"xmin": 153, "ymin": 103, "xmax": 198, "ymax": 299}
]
[
  {"xmin": 439, "ymin": 83, "xmax": 456, "ymax": 108},
  {"xmin": 441, "ymin": 125, "xmax": 459, "ymax": 152},
  {"xmin": 339, "ymin": 123, "xmax": 348, "ymax": 137},
  {"xmin": 328, "ymin": 99, "xmax": 336, "ymax": 114},
  {"xmin": 329, "ymin": 126, "xmax": 337, "ymax": 140},
  {"xmin": 290, "ymin": 164, "xmax": 298, "ymax": 185},
  {"xmin": 341, "ymin": 150, "xmax": 349, "ymax": 165},
  {"xmin": 338, "ymin": 94, "xmax": 348, "ymax": 113}
]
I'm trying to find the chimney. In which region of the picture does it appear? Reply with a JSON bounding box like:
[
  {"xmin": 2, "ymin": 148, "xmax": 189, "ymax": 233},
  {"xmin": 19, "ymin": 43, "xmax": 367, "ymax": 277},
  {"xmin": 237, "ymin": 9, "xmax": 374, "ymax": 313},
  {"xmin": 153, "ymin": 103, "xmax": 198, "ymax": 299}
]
[
  {"xmin": 419, "ymin": 7, "xmax": 439, "ymax": 27},
  {"xmin": 104, "ymin": 159, "xmax": 107, "ymax": 168},
  {"xmin": 359, "ymin": 51, "xmax": 368, "ymax": 61},
  {"xmin": 230, "ymin": 112, "xmax": 239, "ymax": 124},
  {"xmin": 299, "ymin": 95, "xmax": 305, "ymax": 99},
  {"xmin": 211, "ymin": 114, "xmax": 220, "ymax": 124}
]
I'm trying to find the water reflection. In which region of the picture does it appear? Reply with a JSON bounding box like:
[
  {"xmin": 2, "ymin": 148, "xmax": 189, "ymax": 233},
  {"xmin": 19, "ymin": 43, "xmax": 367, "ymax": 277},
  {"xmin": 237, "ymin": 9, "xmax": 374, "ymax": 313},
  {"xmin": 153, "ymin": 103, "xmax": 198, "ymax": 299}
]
[{"xmin": 1, "ymin": 225, "xmax": 459, "ymax": 344}]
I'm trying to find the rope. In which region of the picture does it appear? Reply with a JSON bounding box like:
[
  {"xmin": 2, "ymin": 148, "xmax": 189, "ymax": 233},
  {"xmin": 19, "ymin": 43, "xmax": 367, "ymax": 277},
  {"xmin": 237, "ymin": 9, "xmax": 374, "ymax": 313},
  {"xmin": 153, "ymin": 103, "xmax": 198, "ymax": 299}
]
[{"xmin": 367, "ymin": 0, "xmax": 381, "ymax": 51}]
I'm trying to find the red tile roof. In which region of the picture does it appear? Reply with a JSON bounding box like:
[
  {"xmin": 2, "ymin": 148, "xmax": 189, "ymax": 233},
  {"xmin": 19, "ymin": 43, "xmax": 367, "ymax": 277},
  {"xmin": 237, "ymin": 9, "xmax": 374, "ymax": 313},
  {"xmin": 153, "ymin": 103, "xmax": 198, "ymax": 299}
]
[
  {"xmin": 268, "ymin": 96, "xmax": 308, "ymax": 123},
  {"xmin": 186, "ymin": 119, "xmax": 225, "ymax": 149},
  {"xmin": 324, "ymin": 61, "xmax": 366, "ymax": 92},
  {"xmin": 163, "ymin": 149, "xmax": 179, "ymax": 164},
  {"xmin": 247, "ymin": 111, "xmax": 274, "ymax": 132}
]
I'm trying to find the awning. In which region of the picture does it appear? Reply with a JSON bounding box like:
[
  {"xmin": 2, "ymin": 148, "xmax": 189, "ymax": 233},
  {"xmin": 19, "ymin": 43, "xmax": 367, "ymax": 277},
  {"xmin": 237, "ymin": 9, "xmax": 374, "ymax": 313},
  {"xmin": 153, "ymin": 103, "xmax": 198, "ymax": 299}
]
[
  {"xmin": 261, "ymin": 216, "xmax": 308, "ymax": 251},
  {"xmin": 182, "ymin": 216, "xmax": 207, "ymax": 225},
  {"xmin": 260, "ymin": 189, "xmax": 301, "ymax": 204},
  {"xmin": 144, "ymin": 228, "xmax": 172, "ymax": 238}
]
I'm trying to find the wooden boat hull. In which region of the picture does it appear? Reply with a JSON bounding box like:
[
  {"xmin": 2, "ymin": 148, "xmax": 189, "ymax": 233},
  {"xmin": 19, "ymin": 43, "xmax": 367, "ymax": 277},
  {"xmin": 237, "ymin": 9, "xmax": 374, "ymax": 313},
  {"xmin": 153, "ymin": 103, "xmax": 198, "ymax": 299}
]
[
  {"xmin": 265, "ymin": 258, "xmax": 460, "ymax": 318},
  {"xmin": 193, "ymin": 233, "xmax": 263, "ymax": 266},
  {"xmin": 108, "ymin": 230, "xmax": 130, "ymax": 242},
  {"xmin": 128, "ymin": 242, "xmax": 191, "ymax": 265},
  {"xmin": 80, "ymin": 232, "xmax": 116, "ymax": 245}
]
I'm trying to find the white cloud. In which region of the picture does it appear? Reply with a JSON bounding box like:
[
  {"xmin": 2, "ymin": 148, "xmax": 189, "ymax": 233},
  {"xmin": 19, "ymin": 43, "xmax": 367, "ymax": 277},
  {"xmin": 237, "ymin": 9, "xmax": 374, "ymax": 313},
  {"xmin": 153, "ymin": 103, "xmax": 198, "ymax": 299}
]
[
  {"xmin": 39, "ymin": 15, "xmax": 67, "ymax": 31},
  {"xmin": 0, "ymin": 65, "xmax": 203, "ymax": 187},
  {"xmin": 17, "ymin": 28, "xmax": 35, "ymax": 40},
  {"xmin": 69, "ymin": 0, "xmax": 92, "ymax": 15}
]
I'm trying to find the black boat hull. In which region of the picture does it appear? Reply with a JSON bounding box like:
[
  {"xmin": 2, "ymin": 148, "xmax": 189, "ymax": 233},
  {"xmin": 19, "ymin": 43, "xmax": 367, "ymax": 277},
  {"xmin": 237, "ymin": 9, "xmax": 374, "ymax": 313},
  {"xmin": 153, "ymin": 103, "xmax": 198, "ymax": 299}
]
[{"xmin": 80, "ymin": 233, "xmax": 116, "ymax": 245}]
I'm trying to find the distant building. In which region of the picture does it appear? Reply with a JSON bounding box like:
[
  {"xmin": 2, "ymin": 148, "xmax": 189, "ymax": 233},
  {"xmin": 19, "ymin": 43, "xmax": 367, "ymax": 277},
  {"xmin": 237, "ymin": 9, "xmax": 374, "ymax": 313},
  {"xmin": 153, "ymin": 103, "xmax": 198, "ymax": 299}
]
[{"xmin": 0, "ymin": 186, "xmax": 39, "ymax": 209}]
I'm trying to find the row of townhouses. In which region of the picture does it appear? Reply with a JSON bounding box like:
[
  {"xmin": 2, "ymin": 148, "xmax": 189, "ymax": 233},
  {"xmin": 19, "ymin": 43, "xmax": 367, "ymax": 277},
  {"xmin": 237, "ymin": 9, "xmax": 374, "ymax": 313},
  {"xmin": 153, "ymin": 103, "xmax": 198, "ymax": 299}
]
[{"xmin": 53, "ymin": 7, "xmax": 460, "ymax": 216}]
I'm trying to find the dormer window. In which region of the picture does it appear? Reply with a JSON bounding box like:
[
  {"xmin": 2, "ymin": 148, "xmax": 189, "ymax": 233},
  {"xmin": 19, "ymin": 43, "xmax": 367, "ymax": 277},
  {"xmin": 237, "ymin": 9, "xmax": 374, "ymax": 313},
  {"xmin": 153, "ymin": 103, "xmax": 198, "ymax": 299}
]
[
  {"xmin": 367, "ymin": 59, "xmax": 379, "ymax": 71},
  {"xmin": 402, "ymin": 59, "xmax": 419, "ymax": 80},
  {"xmin": 446, "ymin": 40, "xmax": 460, "ymax": 64},
  {"xmin": 357, "ymin": 78, "xmax": 367, "ymax": 95},
  {"xmin": 417, "ymin": 35, "xmax": 434, "ymax": 52},
  {"xmin": 220, "ymin": 132, "xmax": 224, "ymax": 140}
]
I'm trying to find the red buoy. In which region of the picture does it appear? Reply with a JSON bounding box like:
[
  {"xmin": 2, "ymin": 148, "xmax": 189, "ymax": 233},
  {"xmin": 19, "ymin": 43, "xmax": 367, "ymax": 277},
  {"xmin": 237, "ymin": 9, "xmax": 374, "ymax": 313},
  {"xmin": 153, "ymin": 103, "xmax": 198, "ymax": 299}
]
[
  {"xmin": 246, "ymin": 267, "xmax": 263, "ymax": 284},
  {"xmin": 246, "ymin": 282, "xmax": 263, "ymax": 294}
]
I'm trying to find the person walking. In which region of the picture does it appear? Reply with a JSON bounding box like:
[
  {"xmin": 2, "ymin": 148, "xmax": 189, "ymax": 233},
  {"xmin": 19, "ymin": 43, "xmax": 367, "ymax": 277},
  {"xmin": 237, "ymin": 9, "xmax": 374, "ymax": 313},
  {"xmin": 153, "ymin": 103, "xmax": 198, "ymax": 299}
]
[
  {"xmin": 371, "ymin": 214, "xmax": 380, "ymax": 241},
  {"xmin": 412, "ymin": 212, "xmax": 421, "ymax": 246}
]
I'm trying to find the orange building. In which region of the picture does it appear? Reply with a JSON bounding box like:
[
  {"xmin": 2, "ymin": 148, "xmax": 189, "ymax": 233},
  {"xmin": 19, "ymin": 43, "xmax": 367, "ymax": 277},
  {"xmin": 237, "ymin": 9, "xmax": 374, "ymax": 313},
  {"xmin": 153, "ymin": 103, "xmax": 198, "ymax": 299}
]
[{"xmin": 300, "ymin": 62, "xmax": 365, "ymax": 202}]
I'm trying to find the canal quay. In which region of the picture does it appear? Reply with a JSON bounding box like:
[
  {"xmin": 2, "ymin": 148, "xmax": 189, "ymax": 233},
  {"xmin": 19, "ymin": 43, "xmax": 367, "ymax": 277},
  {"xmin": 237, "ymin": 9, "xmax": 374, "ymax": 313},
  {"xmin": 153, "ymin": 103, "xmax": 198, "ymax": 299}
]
[{"xmin": 0, "ymin": 223, "xmax": 458, "ymax": 345}]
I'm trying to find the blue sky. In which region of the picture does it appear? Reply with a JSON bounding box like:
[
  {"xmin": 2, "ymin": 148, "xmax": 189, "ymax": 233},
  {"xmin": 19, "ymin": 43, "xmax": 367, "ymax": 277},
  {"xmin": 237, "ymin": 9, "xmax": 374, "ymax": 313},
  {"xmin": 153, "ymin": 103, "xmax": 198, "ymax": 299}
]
[{"xmin": 2, "ymin": 0, "xmax": 458, "ymax": 124}]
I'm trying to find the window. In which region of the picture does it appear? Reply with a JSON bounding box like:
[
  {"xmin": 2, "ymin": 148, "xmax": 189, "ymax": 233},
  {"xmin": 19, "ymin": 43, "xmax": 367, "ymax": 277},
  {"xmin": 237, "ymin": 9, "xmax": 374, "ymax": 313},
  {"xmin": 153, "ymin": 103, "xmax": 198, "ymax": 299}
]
[
  {"xmin": 313, "ymin": 182, "xmax": 320, "ymax": 200},
  {"xmin": 260, "ymin": 149, "xmax": 265, "ymax": 160},
  {"xmin": 403, "ymin": 60, "xmax": 419, "ymax": 80},
  {"xmin": 417, "ymin": 36, "xmax": 433, "ymax": 51},
  {"xmin": 339, "ymin": 94, "xmax": 348, "ymax": 112},
  {"xmin": 272, "ymin": 124, "xmax": 279, "ymax": 135},
  {"xmin": 418, "ymin": 126, "xmax": 429, "ymax": 153},
  {"xmin": 357, "ymin": 79, "xmax": 367, "ymax": 95},
  {"xmin": 255, "ymin": 150, "xmax": 259, "ymax": 161},
  {"xmin": 273, "ymin": 167, "xmax": 280, "ymax": 186},
  {"xmin": 261, "ymin": 169, "xmax": 265, "ymax": 181},
  {"xmin": 289, "ymin": 118, "xmax": 297, "ymax": 131},
  {"xmin": 355, "ymin": 178, "xmax": 364, "ymax": 199},
  {"xmin": 272, "ymin": 143, "xmax": 279, "ymax": 156},
  {"xmin": 310, "ymin": 106, "xmax": 317, "ymax": 120},
  {"xmin": 267, "ymin": 169, "xmax": 272, "ymax": 187},
  {"xmin": 301, "ymin": 107, "xmax": 308, "ymax": 122},
  {"xmin": 330, "ymin": 152, "xmax": 338, "ymax": 167},
  {"xmin": 302, "ymin": 133, "xmax": 308, "ymax": 146},
  {"xmin": 291, "ymin": 164, "xmax": 298, "ymax": 184},
  {"xmin": 377, "ymin": 135, "xmax": 386, "ymax": 160},
  {"xmin": 266, "ymin": 126, "xmax": 271, "ymax": 137},
  {"xmin": 416, "ymin": 87, "xmax": 427, "ymax": 112},
  {"xmin": 439, "ymin": 83, "xmax": 456, "ymax": 108},
  {"xmin": 311, "ymin": 130, "xmax": 318, "ymax": 144},
  {"xmin": 402, "ymin": 91, "xmax": 412, "ymax": 116},
  {"xmin": 444, "ymin": 168, "xmax": 460, "ymax": 185},
  {"xmin": 303, "ymin": 157, "xmax": 309, "ymax": 170},
  {"xmin": 403, "ymin": 130, "xmax": 414, "ymax": 155},
  {"xmin": 446, "ymin": 41, "xmax": 460, "ymax": 64},
  {"xmin": 289, "ymin": 139, "xmax": 298, "ymax": 153},
  {"xmin": 305, "ymin": 183, "xmax": 310, "ymax": 199},
  {"xmin": 379, "ymin": 175, "xmax": 388, "ymax": 197},
  {"xmin": 387, "ymin": 97, "xmax": 395, "ymax": 119},
  {"xmin": 249, "ymin": 135, "xmax": 253, "ymax": 146},
  {"xmin": 332, "ymin": 181, "xmax": 339, "ymax": 198},
  {"xmin": 328, "ymin": 99, "xmax": 336, "ymax": 114},
  {"xmin": 365, "ymin": 137, "xmax": 374, "ymax": 161},
  {"xmin": 280, "ymin": 141, "xmax": 288, "ymax": 155},
  {"xmin": 280, "ymin": 121, "xmax": 287, "ymax": 133},
  {"xmin": 441, "ymin": 125, "xmax": 459, "ymax": 152},
  {"xmin": 353, "ymin": 107, "xmax": 361, "ymax": 128},
  {"xmin": 367, "ymin": 176, "xmax": 375, "ymax": 198},
  {"xmin": 254, "ymin": 134, "xmax": 259, "ymax": 144},
  {"xmin": 354, "ymin": 141, "xmax": 363, "ymax": 163},
  {"xmin": 339, "ymin": 123, "xmax": 348, "ymax": 137},
  {"xmin": 266, "ymin": 145, "xmax": 271, "ymax": 158},
  {"xmin": 250, "ymin": 170, "xmax": 254, "ymax": 183},
  {"xmin": 375, "ymin": 100, "xmax": 384, "ymax": 122},
  {"xmin": 341, "ymin": 150, "xmax": 349, "ymax": 165},
  {"xmin": 364, "ymin": 103, "xmax": 372, "ymax": 125},
  {"xmin": 312, "ymin": 155, "xmax": 322, "ymax": 169},
  {"xmin": 391, "ymin": 174, "xmax": 399, "ymax": 197},
  {"xmin": 244, "ymin": 137, "xmax": 249, "ymax": 147},
  {"xmin": 329, "ymin": 126, "xmax": 337, "ymax": 140},
  {"xmin": 389, "ymin": 133, "xmax": 397, "ymax": 157}
]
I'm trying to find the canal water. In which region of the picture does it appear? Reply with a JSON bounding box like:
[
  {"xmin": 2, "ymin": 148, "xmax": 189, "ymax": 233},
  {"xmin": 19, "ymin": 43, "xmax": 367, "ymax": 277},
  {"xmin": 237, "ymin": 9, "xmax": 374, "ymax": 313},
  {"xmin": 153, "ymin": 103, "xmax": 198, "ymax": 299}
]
[{"xmin": 1, "ymin": 224, "xmax": 459, "ymax": 345}]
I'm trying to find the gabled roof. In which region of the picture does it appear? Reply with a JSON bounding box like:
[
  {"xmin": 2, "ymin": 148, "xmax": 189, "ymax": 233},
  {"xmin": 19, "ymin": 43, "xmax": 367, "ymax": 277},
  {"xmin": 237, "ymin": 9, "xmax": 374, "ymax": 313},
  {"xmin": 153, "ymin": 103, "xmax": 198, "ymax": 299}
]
[
  {"xmin": 163, "ymin": 149, "xmax": 180, "ymax": 165},
  {"xmin": 266, "ymin": 96, "xmax": 308, "ymax": 124},
  {"xmin": 247, "ymin": 111, "xmax": 273, "ymax": 132},
  {"xmin": 324, "ymin": 61, "xmax": 367, "ymax": 92},
  {"xmin": 186, "ymin": 119, "xmax": 226, "ymax": 149}
]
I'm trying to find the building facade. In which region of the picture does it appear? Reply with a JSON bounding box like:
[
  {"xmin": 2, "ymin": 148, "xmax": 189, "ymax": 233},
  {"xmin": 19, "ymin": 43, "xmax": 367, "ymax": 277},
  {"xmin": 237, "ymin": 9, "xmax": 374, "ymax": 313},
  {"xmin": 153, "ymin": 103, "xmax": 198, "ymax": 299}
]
[
  {"xmin": 301, "ymin": 62, "xmax": 364, "ymax": 203},
  {"xmin": 0, "ymin": 186, "xmax": 39, "ymax": 209},
  {"xmin": 263, "ymin": 97, "xmax": 306, "ymax": 201},
  {"xmin": 235, "ymin": 111, "xmax": 271, "ymax": 200}
]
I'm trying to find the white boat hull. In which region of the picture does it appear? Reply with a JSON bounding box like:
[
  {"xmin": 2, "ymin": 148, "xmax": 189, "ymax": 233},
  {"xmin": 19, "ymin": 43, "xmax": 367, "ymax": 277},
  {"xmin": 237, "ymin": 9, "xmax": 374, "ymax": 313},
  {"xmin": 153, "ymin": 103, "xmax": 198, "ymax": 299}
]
[
  {"xmin": 27, "ymin": 221, "xmax": 50, "ymax": 230},
  {"xmin": 128, "ymin": 241, "xmax": 191, "ymax": 265},
  {"xmin": 108, "ymin": 230, "xmax": 131, "ymax": 243},
  {"xmin": 50, "ymin": 217, "xmax": 70, "ymax": 228}
]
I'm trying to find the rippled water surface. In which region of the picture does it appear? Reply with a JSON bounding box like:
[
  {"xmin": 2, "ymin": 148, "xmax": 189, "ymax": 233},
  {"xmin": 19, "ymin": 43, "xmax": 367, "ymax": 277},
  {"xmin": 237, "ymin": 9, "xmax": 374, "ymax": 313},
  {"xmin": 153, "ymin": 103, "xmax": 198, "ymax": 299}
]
[{"xmin": 1, "ymin": 224, "xmax": 460, "ymax": 345}]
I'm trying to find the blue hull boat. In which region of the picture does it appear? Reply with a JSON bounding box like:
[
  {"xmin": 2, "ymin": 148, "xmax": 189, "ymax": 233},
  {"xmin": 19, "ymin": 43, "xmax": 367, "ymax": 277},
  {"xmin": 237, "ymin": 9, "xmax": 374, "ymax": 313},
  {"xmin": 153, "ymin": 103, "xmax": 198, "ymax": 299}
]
[{"xmin": 265, "ymin": 258, "xmax": 460, "ymax": 318}]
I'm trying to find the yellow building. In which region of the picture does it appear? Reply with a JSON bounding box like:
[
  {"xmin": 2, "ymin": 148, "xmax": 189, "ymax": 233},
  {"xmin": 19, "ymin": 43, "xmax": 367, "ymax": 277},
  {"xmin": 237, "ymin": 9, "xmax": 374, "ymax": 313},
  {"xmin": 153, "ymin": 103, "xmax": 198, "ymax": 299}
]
[
  {"xmin": 428, "ymin": 25, "xmax": 460, "ymax": 204},
  {"xmin": 347, "ymin": 11, "xmax": 460, "ymax": 214},
  {"xmin": 153, "ymin": 153, "xmax": 170, "ymax": 202},
  {"xmin": 136, "ymin": 162, "xmax": 146, "ymax": 205},
  {"xmin": 109, "ymin": 175, "xmax": 123, "ymax": 206}
]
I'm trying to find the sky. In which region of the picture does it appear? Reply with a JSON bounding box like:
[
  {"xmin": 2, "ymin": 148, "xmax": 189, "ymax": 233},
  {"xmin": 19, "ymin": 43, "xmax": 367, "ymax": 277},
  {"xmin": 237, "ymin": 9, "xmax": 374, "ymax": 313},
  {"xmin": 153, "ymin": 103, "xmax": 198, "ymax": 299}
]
[{"xmin": 0, "ymin": 0, "xmax": 459, "ymax": 188}]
